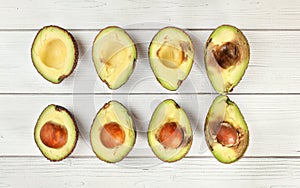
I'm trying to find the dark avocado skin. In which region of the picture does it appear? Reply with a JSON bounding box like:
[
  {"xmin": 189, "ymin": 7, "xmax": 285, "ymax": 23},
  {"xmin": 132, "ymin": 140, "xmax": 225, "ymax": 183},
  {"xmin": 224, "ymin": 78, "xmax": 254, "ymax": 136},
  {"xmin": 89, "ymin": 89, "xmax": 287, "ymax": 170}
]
[
  {"xmin": 34, "ymin": 104, "xmax": 78, "ymax": 162},
  {"xmin": 90, "ymin": 101, "xmax": 137, "ymax": 163},
  {"xmin": 31, "ymin": 25, "xmax": 79, "ymax": 84},
  {"xmin": 148, "ymin": 27, "xmax": 194, "ymax": 91},
  {"xmin": 92, "ymin": 26, "xmax": 137, "ymax": 90}
]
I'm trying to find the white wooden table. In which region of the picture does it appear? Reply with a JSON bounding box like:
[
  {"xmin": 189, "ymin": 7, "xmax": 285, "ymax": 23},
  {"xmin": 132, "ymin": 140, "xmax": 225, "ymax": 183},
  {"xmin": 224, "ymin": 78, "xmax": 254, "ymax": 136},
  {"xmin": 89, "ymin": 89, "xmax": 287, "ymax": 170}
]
[{"xmin": 1, "ymin": 0, "xmax": 300, "ymax": 187}]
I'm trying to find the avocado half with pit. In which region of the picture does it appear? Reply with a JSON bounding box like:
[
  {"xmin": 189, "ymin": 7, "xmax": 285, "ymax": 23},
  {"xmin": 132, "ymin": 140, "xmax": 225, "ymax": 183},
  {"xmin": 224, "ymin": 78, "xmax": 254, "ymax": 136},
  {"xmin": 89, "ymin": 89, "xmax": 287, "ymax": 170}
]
[
  {"xmin": 31, "ymin": 25, "xmax": 78, "ymax": 84},
  {"xmin": 205, "ymin": 25, "xmax": 250, "ymax": 94},
  {"xmin": 90, "ymin": 100, "xmax": 136, "ymax": 163},
  {"xmin": 149, "ymin": 27, "xmax": 194, "ymax": 91},
  {"xmin": 92, "ymin": 26, "xmax": 137, "ymax": 89},
  {"xmin": 204, "ymin": 95, "xmax": 249, "ymax": 164},
  {"xmin": 34, "ymin": 104, "xmax": 78, "ymax": 161},
  {"xmin": 148, "ymin": 99, "xmax": 193, "ymax": 162}
]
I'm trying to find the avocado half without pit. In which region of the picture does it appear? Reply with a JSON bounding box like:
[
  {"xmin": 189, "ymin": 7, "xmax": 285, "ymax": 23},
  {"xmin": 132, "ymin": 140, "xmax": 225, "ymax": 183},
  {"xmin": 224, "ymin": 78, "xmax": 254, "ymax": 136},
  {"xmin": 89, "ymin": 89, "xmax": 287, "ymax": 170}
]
[
  {"xmin": 148, "ymin": 99, "xmax": 193, "ymax": 162},
  {"xmin": 205, "ymin": 25, "xmax": 250, "ymax": 94},
  {"xmin": 90, "ymin": 100, "xmax": 136, "ymax": 163},
  {"xmin": 149, "ymin": 27, "xmax": 194, "ymax": 91},
  {"xmin": 92, "ymin": 26, "xmax": 137, "ymax": 89},
  {"xmin": 205, "ymin": 95, "xmax": 249, "ymax": 164},
  {"xmin": 34, "ymin": 104, "xmax": 78, "ymax": 161},
  {"xmin": 31, "ymin": 25, "xmax": 78, "ymax": 84}
]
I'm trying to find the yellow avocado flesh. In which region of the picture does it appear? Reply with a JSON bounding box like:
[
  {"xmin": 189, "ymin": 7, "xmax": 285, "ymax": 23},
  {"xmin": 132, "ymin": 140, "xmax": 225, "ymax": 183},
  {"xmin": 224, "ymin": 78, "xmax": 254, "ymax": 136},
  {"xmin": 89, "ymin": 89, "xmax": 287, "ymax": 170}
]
[
  {"xmin": 148, "ymin": 99, "xmax": 193, "ymax": 162},
  {"xmin": 92, "ymin": 27, "xmax": 136, "ymax": 89},
  {"xmin": 34, "ymin": 105, "xmax": 78, "ymax": 161},
  {"xmin": 149, "ymin": 27, "xmax": 194, "ymax": 91},
  {"xmin": 40, "ymin": 39, "xmax": 66, "ymax": 69},
  {"xmin": 31, "ymin": 26, "xmax": 77, "ymax": 83},
  {"xmin": 157, "ymin": 41, "xmax": 184, "ymax": 69},
  {"xmin": 205, "ymin": 25, "xmax": 250, "ymax": 94},
  {"xmin": 205, "ymin": 95, "xmax": 249, "ymax": 164},
  {"xmin": 90, "ymin": 101, "xmax": 135, "ymax": 163}
]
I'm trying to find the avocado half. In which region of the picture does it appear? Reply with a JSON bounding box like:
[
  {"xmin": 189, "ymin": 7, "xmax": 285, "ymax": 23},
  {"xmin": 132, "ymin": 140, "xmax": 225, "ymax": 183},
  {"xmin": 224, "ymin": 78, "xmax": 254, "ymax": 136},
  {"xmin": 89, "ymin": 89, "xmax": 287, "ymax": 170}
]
[
  {"xmin": 90, "ymin": 100, "xmax": 136, "ymax": 163},
  {"xmin": 204, "ymin": 95, "xmax": 249, "ymax": 164},
  {"xmin": 34, "ymin": 104, "xmax": 78, "ymax": 161},
  {"xmin": 148, "ymin": 99, "xmax": 193, "ymax": 162},
  {"xmin": 31, "ymin": 25, "xmax": 78, "ymax": 84},
  {"xmin": 149, "ymin": 27, "xmax": 194, "ymax": 91},
  {"xmin": 92, "ymin": 26, "xmax": 137, "ymax": 89},
  {"xmin": 205, "ymin": 25, "xmax": 250, "ymax": 94}
]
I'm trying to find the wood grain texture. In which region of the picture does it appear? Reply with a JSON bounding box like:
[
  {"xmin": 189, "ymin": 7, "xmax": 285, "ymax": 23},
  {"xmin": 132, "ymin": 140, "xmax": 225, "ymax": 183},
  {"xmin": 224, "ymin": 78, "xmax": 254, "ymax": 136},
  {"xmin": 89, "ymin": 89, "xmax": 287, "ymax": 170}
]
[
  {"xmin": 1, "ymin": 0, "xmax": 300, "ymax": 186},
  {"xmin": 1, "ymin": 157, "xmax": 300, "ymax": 187},
  {"xmin": 1, "ymin": 0, "xmax": 300, "ymax": 30},
  {"xmin": 1, "ymin": 30, "xmax": 300, "ymax": 93},
  {"xmin": 0, "ymin": 94, "xmax": 299, "ymax": 157}
]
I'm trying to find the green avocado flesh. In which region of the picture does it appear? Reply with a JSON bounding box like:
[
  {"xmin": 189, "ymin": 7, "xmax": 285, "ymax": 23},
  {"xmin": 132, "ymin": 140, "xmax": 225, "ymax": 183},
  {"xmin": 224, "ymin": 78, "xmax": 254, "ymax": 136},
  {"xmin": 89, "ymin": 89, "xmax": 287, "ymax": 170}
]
[
  {"xmin": 90, "ymin": 100, "xmax": 136, "ymax": 163},
  {"xmin": 148, "ymin": 99, "xmax": 193, "ymax": 162},
  {"xmin": 34, "ymin": 104, "xmax": 78, "ymax": 161},
  {"xmin": 31, "ymin": 25, "xmax": 78, "ymax": 84},
  {"xmin": 205, "ymin": 25, "xmax": 250, "ymax": 94},
  {"xmin": 149, "ymin": 27, "xmax": 194, "ymax": 91},
  {"xmin": 92, "ymin": 26, "xmax": 137, "ymax": 89},
  {"xmin": 205, "ymin": 95, "xmax": 249, "ymax": 164}
]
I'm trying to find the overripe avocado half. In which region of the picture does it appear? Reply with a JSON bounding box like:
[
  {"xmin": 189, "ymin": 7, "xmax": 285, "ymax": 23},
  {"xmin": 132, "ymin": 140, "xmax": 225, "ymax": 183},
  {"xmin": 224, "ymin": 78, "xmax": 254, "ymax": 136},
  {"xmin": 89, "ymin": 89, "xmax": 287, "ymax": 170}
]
[
  {"xmin": 148, "ymin": 99, "xmax": 193, "ymax": 162},
  {"xmin": 149, "ymin": 27, "xmax": 194, "ymax": 91},
  {"xmin": 92, "ymin": 26, "xmax": 137, "ymax": 89},
  {"xmin": 205, "ymin": 25, "xmax": 250, "ymax": 94},
  {"xmin": 31, "ymin": 25, "xmax": 78, "ymax": 84},
  {"xmin": 205, "ymin": 95, "xmax": 249, "ymax": 164},
  {"xmin": 34, "ymin": 104, "xmax": 78, "ymax": 161},
  {"xmin": 90, "ymin": 100, "xmax": 136, "ymax": 163}
]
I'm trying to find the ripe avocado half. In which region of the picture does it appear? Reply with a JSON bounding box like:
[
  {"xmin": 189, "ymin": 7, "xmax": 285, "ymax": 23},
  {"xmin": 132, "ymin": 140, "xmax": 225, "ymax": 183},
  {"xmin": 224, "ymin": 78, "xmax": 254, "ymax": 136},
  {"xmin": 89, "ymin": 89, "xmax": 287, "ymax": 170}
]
[
  {"xmin": 148, "ymin": 27, "xmax": 194, "ymax": 91},
  {"xmin": 31, "ymin": 25, "xmax": 78, "ymax": 84},
  {"xmin": 205, "ymin": 95, "xmax": 249, "ymax": 164},
  {"xmin": 90, "ymin": 101, "xmax": 136, "ymax": 163},
  {"xmin": 148, "ymin": 99, "xmax": 193, "ymax": 162},
  {"xmin": 34, "ymin": 104, "xmax": 78, "ymax": 161},
  {"xmin": 92, "ymin": 26, "xmax": 137, "ymax": 89},
  {"xmin": 205, "ymin": 25, "xmax": 250, "ymax": 94}
]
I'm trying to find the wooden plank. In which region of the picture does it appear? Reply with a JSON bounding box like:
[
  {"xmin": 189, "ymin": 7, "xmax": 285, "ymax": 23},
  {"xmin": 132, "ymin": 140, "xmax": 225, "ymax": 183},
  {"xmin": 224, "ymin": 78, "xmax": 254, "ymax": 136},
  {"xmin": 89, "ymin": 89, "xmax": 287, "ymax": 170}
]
[
  {"xmin": 1, "ymin": 30, "xmax": 300, "ymax": 93},
  {"xmin": 0, "ymin": 94, "xmax": 299, "ymax": 157},
  {"xmin": 0, "ymin": 157, "xmax": 300, "ymax": 187},
  {"xmin": 1, "ymin": 0, "xmax": 300, "ymax": 30}
]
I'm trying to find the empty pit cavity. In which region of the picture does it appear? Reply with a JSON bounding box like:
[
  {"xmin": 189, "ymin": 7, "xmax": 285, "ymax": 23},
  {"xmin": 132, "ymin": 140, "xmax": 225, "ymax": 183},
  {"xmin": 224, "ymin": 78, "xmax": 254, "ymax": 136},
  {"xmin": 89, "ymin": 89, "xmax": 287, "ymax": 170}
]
[{"xmin": 40, "ymin": 39, "xmax": 67, "ymax": 69}]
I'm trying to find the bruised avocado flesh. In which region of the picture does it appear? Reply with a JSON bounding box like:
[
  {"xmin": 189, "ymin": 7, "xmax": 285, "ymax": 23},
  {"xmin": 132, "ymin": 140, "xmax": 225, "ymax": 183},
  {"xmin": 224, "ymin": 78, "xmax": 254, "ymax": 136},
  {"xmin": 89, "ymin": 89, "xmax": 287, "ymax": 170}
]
[
  {"xmin": 205, "ymin": 95, "xmax": 249, "ymax": 164},
  {"xmin": 149, "ymin": 27, "xmax": 194, "ymax": 91},
  {"xmin": 205, "ymin": 25, "xmax": 250, "ymax": 94}
]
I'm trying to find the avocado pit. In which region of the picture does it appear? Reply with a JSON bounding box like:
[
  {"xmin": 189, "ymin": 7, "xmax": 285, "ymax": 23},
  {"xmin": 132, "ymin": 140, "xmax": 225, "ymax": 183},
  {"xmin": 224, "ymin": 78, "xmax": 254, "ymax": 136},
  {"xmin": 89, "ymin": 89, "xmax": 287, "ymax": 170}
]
[
  {"xmin": 157, "ymin": 122, "xmax": 183, "ymax": 149},
  {"xmin": 213, "ymin": 42, "xmax": 240, "ymax": 69},
  {"xmin": 40, "ymin": 121, "xmax": 68, "ymax": 149},
  {"xmin": 216, "ymin": 122, "xmax": 239, "ymax": 147},
  {"xmin": 100, "ymin": 122, "xmax": 125, "ymax": 148},
  {"xmin": 157, "ymin": 41, "xmax": 184, "ymax": 69}
]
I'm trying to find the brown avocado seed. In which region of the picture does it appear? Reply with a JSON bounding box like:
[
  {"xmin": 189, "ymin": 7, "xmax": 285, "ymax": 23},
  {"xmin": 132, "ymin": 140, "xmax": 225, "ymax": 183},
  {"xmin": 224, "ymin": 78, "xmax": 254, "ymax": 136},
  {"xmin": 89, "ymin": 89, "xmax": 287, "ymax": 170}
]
[
  {"xmin": 158, "ymin": 122, "xmax": 183, "ymax": 149},
  {"xmin": 100, "ymin": 122, "xmax": 125, "ymax": 148},
  {"xmin": 40, "ymin": 121, "xmax": 68, "ymax": 149},
  {"xmin": 213, "ymin": 42, "xmax": 240, "ymax": 69},
  {"xmin": 216, "ymin": 122, "xmax": 238, "ymax": 147}
]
